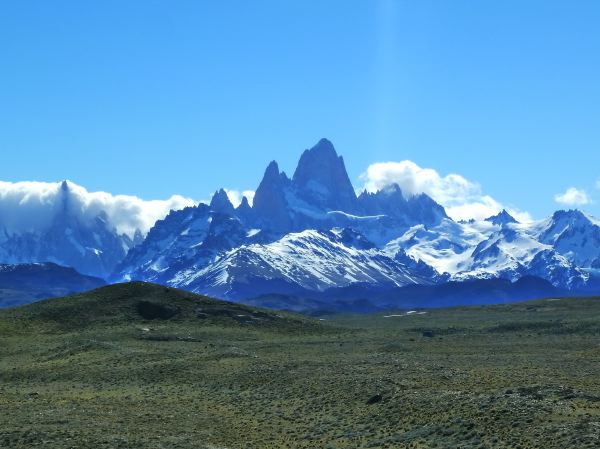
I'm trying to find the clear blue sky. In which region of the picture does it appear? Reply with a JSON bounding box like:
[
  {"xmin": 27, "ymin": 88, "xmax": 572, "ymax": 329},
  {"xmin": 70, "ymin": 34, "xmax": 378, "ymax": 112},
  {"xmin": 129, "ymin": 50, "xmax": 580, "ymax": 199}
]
[{"xmin": 1, "ymin": 0, "xmax": 599, "ymax": 218}]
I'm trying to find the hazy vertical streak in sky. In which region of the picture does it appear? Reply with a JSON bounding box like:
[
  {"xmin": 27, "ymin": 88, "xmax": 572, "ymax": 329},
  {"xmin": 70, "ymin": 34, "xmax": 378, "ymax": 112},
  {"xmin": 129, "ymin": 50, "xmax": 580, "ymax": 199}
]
[{"xmin": 373, "ymin": 0, "xmax": 401, "ymax": 155}]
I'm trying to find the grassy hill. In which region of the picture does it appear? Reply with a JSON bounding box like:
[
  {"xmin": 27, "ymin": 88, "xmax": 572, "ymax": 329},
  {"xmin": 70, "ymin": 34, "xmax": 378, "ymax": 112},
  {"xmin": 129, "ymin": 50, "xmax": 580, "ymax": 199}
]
[
  {"xmin": 2, "ymin": 281, "xmax": 316, "ymax": 332},
  {"xmin": 1, "ymin": 283, "xmax": 600, "ymax": 448}
]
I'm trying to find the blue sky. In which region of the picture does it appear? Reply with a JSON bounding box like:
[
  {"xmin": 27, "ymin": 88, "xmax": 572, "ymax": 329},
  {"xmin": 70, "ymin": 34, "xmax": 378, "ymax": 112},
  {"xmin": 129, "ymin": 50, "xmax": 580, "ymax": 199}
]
[{"xmin": 1, "ymin": 1, "xmax": 599, "ymax": 220}]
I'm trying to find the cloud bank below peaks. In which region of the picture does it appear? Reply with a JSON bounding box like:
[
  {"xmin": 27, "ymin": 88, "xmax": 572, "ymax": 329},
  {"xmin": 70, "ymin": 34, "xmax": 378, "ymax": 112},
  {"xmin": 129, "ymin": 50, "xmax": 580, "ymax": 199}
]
[
  {"xmin": 360, "ymin": 160, "xmax": 532, "ymax": 222},
  {"xmin": 0, "ymin": 181, "xmax": 196, "ymax": 238}
]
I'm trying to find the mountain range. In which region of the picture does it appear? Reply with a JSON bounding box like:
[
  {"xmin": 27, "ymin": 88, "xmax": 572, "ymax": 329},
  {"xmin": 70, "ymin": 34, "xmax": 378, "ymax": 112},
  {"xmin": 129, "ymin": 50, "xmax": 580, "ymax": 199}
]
[
  {"xmin": 1, "ymin": 138, "xmax": 599, "ymax": 309},
  {"xmin": 0, "ymin": 263, "xmax": 105, "ymax": 308}
]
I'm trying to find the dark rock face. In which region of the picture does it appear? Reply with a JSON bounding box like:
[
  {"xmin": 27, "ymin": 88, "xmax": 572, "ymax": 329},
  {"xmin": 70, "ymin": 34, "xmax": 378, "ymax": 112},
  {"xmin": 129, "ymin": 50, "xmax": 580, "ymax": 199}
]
[
  {"xmin": 209, "ymin": 189, "xmax": 235, "ymax": 215},
  {"xmin": 235, "ymin": 196, "xmax": 253, "ymax": 224},
  {"xmin": 292, "ymin": 138, "xmax": 358, "ymax": 213},
  {"xmin": 357, "ymin": 184, "xmax": 447, "ymax": 227},
  {"xmin": 200, "ymin": 214, "xmax": 247, "ymax": 253},
  {"xmin": 337, "ymin": 228, "xmax": 376, "ymax": 250},
  {"xmin": 251, "ymin": 161, "xmax": 293, "ymax": 232},
  {"xmin": 485, "ymin": 210, "xmax": 518, "ymax": 226}
]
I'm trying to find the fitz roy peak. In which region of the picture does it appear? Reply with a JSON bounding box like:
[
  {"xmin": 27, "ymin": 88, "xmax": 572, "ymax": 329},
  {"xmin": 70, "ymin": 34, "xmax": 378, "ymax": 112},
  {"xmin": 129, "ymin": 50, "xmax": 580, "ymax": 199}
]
[
  {"xmin": 291, "ymin": 138, "xmax": 358, "ymax": 213},
  {"xmin": 114, "ymin": 139, "xmax": 600, "ymax": 301},
  {"xmin": 250, "ymin": 139, "xmax": 447, "ymax": 239},
  {"xmin": 252, "ymin": 138, "xmax": 365, "ymax": 232}
]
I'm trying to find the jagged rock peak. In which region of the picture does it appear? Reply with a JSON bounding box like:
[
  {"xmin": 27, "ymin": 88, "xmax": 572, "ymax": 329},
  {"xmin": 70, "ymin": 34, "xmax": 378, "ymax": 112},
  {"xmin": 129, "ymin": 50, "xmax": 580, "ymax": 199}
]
[
  {"xmin": 252, "ymin": 159, "xmax": 293, "ymax": 231},
  {"xmin": 293, "ymin": 139, "xmax": 345, "ymax": 185},
  {"xmin": 256, "ymin": 161, "xmax": 290, "ymax": 187},
  {"xmin": 362, "ymin": 183, "xmax": 404, "ymax": 199},
  {"xmin": 296, "ymin": 138, "xmax": 338, "ymax": 163},
  {"xmin": 58, "ymin": 180, "xmax": 72, "ymax": 215},
  {"xmin": 263, "ymin": 160, "xmax": 280, "ymax": 179},
  {"xmin": 235, "ymin": 195, "xmax": 254, "ymax": 223},
  {"xmin": 485, "ymin": 209, "xmax": 518, "ymax": 226},
  {"xmin": 357, "ymin": 183, "xmax": 447, "ymax": 226},
  {"xmin": 382, "ymin": 183, "xmax": 403, "ymax": 194},
  {"xmin": 292, "ymin": 138, "xmax": 358, "ymax": 212},
  {"xmin": 209, "ymin": 188, "xmax": 234, "ymax": 215},
  {"xmin": 238, "ymin": 196, "xmax": 251, "ymax": 210}
]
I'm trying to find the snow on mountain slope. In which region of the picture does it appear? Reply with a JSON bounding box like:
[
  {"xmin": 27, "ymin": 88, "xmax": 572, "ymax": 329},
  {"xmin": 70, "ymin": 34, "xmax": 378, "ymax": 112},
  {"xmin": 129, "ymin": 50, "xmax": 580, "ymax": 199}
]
[
  {"xmin": 115, "ymin": 205, "xmax": 212, "ymax": 282},
  {"xmin": 533, "ymin": 210, "xmax": 600, "ymax": 269},
  {"xmin": 115, "ymin": 203, "xmax": 262, "ymax": 284},
  {"xmin": 465, "ymin": 224, "xmax": 587, "ymax": 288},
  {"xmin": 168, "ymin": 229, "xmax": 438, "ymax": 299},
  {"xmin": 386, "ymin": 212, "xmax": 590, "ymax": 288},
  {"xmin": 385, "ymin": 218, "xmax": 493, "ymax": 274}
]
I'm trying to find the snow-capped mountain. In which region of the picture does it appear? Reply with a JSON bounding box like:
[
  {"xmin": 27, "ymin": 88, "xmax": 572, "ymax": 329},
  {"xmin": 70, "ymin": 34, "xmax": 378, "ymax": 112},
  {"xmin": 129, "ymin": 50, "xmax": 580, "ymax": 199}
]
[
  {"xmin": 0, "ymin": 181, "xmax": 139, "ymax": 278},
  {"xmin": 2, "ymin": 138, "xmax": 600, "ymax": 306},
  {"xmin": 387, "ymin": 210, "xmax": 595, "ymax": 289},
  {"xmin": 160, "ymin": 229, "xmax": 438, "ymax": 299},
  {"xmin": 113, "ymin": 139, "xmax": 448, "ymax": 298},
  {"xmin": 113, "ymin": 139, "xmax": 600, "ymax": 300},
  {"xmin": 535, "ymin": 210, "xmax": 600, "ymax": 269}
]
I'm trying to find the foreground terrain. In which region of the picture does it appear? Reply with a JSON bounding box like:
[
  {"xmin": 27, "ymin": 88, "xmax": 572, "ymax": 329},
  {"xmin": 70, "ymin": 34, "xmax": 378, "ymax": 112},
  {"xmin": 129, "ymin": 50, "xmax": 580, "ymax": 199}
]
[{"xmin": 1, "ymin": 283, "xmax": 599, "ymax": 448}]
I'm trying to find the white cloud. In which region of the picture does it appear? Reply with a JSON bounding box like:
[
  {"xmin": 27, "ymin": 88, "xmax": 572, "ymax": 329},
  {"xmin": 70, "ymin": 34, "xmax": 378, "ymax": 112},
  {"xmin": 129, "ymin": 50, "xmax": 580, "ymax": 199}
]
[
  {"xmin": 225, "ymin": 189, "xmax": 255, "ymax": 207},
  {"xmin": 360, "ymin": 160, "xmax": 532, "ymax": 222},
  {"xmin": 554, "ymin": 187, "xmax": 591, "ymax": 206},
  {"xmin": 0, "ymin": 180, "xmax": 196, "ymax": 238}
]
